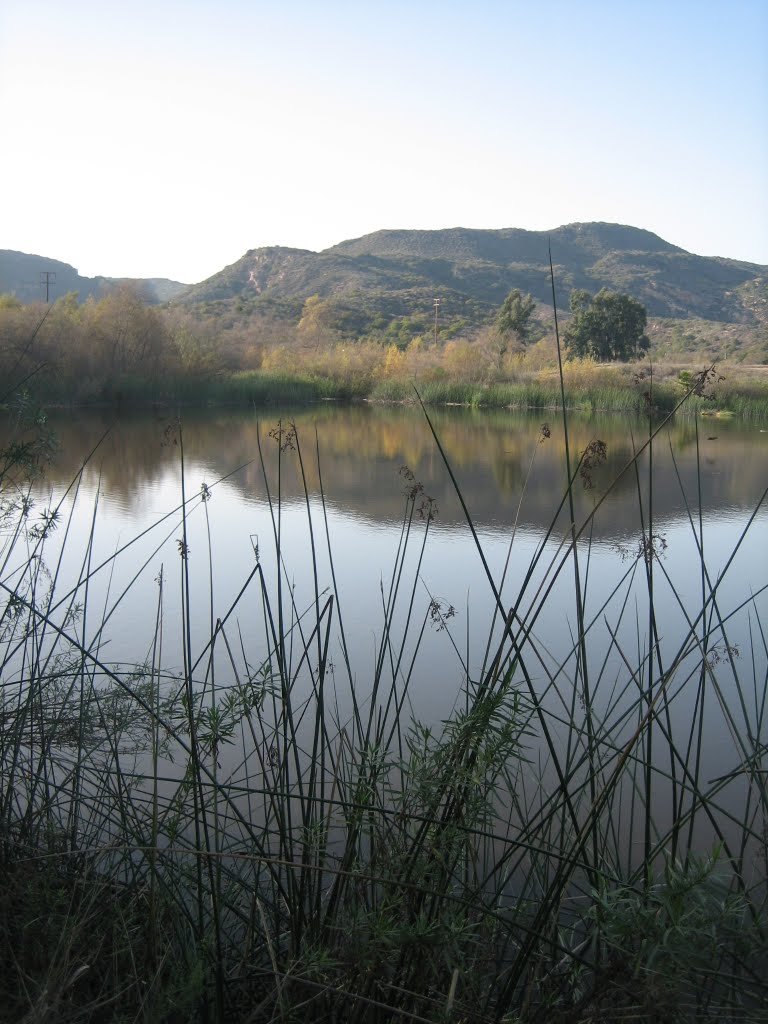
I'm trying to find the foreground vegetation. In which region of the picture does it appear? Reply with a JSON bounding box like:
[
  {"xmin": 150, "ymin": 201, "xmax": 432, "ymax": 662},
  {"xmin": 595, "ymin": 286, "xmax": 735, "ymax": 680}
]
[{"xmin": 1, "ymin": 328, "xmax": 767, "ymax": 1022}]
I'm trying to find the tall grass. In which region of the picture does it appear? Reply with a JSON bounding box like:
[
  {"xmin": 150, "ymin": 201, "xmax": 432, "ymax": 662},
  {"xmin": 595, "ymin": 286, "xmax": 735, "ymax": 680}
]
[
  {"xmin": 32, "ymin": 370, "xmax": 341, "ymax": 408},
  {"xmin": 1, "ymin": 358, "xmax": 767, "ymax": 1021},
  {"xmin": 370, "ymin": 375, "xmax": 768, "ymax": 418}
]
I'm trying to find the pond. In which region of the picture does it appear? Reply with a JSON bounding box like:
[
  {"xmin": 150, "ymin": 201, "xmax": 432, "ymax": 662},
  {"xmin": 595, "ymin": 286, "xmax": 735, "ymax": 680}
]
[{"xmin": 2, "ymin": 402, "xmax": 767, "ymax": 869}]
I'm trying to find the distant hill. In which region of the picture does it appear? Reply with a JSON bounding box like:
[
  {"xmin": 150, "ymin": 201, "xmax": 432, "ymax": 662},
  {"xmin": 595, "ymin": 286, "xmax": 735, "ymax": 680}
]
[
  {"xmin": 4, "ymin": 226, "xmax": 766, "ymax": 359},
  {"xmin": 174, "ymin": 223, "xmax": 768, "ymax": 339},
  {"xmin": 0, "ymin": 250, "xmax": 188, "ymax": 305}
]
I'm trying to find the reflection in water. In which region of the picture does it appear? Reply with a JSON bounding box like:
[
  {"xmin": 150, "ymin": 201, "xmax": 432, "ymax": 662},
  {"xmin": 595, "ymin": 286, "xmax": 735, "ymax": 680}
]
[
  {"xmin": 2, "ymin": 404, "xmax": 766, "ymax": 860},
  {"xmin": 23, "ymin": 404, "xmax": 768, "ymax": 540}
]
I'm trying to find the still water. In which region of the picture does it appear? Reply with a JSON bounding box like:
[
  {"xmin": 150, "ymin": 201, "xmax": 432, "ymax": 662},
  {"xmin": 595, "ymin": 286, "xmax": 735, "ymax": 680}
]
[{"xmin": 4, "ymin": 403, "xmax": 768, "ymax": 855}]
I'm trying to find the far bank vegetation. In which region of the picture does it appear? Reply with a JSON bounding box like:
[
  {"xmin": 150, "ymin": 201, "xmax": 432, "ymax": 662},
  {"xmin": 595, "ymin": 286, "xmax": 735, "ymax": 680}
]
[{"xmin": 1, "ymin": 285, "xmax": 766, "ymax": 416}]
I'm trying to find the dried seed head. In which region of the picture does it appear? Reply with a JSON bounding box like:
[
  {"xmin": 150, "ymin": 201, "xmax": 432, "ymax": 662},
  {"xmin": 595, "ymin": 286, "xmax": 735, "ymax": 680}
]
[{"xmin": 580, "ymin": 439, "xmax": 607, "ymax": 489}]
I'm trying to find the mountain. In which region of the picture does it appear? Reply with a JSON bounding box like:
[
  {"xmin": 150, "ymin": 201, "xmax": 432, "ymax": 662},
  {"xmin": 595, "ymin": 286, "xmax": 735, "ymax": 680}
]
[
  {"xmin": 0, "ymin": 250, "xmax": 188, "ymax": 305},
  {"xmin": 4, "ymin": 226, "xmax": 766, "ymax": 357},
  {"xmin": 174, "ymin": 223, "xmax": 768, "ymax": 340}
]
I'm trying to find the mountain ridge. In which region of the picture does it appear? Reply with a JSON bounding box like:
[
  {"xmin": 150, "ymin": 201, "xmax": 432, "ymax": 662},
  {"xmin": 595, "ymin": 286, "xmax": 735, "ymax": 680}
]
[
  {"xmin": 175, "ymin": 222, "xmax": 767, "ymax": 332},
  {"xmin": 3, "ymin": 224, "xmax": 766, "ymax": 347},
  {"xmin": 0, "ymin": 250, "xmax": 188, "ymax": 305},
  {"xmin": 324, "ymin": 222, "xmax": 688, "ymax": 262}
]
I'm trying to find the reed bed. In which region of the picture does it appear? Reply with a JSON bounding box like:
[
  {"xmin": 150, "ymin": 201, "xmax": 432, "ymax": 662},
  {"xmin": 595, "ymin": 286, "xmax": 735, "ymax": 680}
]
[
  {"xmin": 1, "ymin": 354, "xmax": 766, "ymax": 1023},
  {"xmin": 370, "ymin": 376, "xmax": 768, "ymax": 419},
  {"xmin": 370, "ymin": 378, "xmax": 589, "ymax": 409},
  {"xmin": 34, "ymin": 371, "xmax": 339, "ymax": 408}
]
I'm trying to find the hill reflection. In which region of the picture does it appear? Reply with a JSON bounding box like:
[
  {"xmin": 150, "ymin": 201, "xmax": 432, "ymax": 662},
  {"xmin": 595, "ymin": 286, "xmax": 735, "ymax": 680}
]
[{"xmin": 17, "ymin": 404, "xmax": 768, "ymax": 541}]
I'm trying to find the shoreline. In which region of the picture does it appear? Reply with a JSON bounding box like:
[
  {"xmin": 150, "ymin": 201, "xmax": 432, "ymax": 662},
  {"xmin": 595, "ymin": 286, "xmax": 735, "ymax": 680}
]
[{"xmin": 15, "ymin": 369, "xmax": 768, "ymax": 420}]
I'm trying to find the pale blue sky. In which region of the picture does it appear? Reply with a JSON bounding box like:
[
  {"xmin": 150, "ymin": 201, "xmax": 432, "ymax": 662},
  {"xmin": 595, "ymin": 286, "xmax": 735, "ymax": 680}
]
[{"xmin": 1, "ymin": 0, "xmax": 766, "ymax": 282}]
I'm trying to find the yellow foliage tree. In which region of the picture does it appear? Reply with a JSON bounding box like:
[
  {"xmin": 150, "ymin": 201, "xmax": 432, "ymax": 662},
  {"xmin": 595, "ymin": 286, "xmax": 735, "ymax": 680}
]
[
  {"xmin": 382, "ymin": 344, "xmax": 407, "ymax": 378},
  {"xmin": 443, "ymin": 339, "xmax": 491, "ymax": 381}
]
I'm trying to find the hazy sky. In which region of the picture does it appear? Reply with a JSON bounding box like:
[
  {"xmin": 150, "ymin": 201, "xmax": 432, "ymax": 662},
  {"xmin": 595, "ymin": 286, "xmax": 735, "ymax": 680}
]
[{"xmin": 2, "ymin": 0, "xmax": 766, "ymax": 283}]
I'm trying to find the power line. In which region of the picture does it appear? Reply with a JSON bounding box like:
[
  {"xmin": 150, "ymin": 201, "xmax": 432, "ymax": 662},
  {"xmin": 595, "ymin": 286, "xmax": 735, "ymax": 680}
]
[{"xmin": 39, "ymin": 271, "xmax": 56, "ymax": 303}]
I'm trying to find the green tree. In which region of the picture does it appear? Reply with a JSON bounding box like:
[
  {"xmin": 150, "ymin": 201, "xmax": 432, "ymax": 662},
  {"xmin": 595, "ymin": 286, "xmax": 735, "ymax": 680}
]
[
  {"xmin": 496, "ymin": 289, "xmax": 536, "ymax": 345},
  {"xmin": 564, "ymin": 288, "xmax": 649, "ymax": 361}
]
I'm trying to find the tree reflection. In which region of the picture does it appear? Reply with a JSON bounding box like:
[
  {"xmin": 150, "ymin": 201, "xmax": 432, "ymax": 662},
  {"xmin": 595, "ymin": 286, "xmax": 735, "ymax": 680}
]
[{"xmin": 7, "ymin": 406, "xmax": 765, "ymax": 540}]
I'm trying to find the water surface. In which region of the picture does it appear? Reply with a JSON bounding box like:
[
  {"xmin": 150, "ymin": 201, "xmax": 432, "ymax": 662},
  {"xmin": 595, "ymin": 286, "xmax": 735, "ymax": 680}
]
[{"xmin": 4, "ymin": 403, "xmax": 767, "ymax": 856}]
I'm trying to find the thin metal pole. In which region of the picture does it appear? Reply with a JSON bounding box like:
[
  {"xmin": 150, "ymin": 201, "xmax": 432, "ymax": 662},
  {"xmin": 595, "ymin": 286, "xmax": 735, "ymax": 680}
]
[{"xmin": 39, "ymin": 271, "xmax": 56, "ymax": 303}]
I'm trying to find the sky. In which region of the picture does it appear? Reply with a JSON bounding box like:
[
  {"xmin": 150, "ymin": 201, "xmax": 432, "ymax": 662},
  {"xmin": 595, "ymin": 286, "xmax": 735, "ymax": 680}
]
[{"xmin": 1, "ymin": 0, "xmax": 766, "ymax": 284}]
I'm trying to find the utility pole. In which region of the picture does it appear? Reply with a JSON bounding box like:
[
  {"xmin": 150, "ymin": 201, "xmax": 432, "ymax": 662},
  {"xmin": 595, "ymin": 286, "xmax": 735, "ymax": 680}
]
[
  {"xmin": 40, "ymin": 271, "xmax": 56, "ymax": 303},
  {"xmin": 433, "ymin": 297, "xmax": 442, "ymax": 346}
]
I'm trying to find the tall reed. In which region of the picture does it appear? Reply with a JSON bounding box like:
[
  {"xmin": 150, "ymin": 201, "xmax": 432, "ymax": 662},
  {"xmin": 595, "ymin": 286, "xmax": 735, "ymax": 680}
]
[{"xmin": 1, "ymin": 351, "xmax": 766, "ymax": 1022}]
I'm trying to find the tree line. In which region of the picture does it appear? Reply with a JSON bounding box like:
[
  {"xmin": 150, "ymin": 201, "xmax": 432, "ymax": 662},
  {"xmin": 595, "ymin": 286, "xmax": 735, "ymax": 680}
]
[
  {"xmin": 0, "ymin": 283, "xmax": 651, "ymax": 403},
  {"xmin": 495, "ymin": 287, "xmax": 649, "ymax": 361}
]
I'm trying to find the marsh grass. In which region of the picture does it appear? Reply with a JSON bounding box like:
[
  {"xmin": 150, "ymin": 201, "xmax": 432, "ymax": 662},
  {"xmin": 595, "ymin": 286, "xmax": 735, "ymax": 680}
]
[
  {"xmin": 370, "ymin": 372, "xmax": 768, "ymax": 419},
  {"xmin": 1, "ymin": 347, "xmax": 767, "ymax": 1022},
  {"xmin": 30, "ymin": 370, "xmax": 343, "ymax": 408},
  {"xmin": 370, "ymin": 378, "xmax": 610, "ymax": 410}
]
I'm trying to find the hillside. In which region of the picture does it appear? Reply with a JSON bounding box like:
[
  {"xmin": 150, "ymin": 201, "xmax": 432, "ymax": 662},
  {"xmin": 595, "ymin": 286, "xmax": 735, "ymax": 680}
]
[
  {"xmin": 174, "ymin": 223, "xmax": 768, "ymax": 344},
  {"xmin": 0, "ymin": 250, "xmax": 188, "ymax": 305},
  {"xmin": 3, "ymin": 226, "xmax": 766, "ymax": 360}
]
